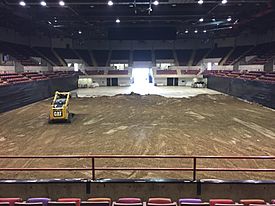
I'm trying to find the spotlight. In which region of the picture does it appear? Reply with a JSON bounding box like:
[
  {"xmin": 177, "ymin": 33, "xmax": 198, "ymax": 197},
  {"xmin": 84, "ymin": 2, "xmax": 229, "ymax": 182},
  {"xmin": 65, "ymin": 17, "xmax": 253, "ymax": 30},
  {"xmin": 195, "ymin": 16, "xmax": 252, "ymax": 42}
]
[
  {"xmin": 107, "ymin": 0, "xmax": 113, "ymax": 6},
  {"xmin": 116, "ymin": 18, "xmax": 120, "ymax": 23},
  {"xmin": 229, "ymin": 26, "xmax": 233, "ymax": 29},
  {"xmin": 198, "ymin": 0, "xmax": 203, "ymax": 5},
  {"xmin": 40, "ymin": 1, "xmax": 47, "ymax": 6},
  {"xmin": 78, "ymin": 30, "xmax": 82, "ymax": 34},
  {"xmin": 203, "ymin": 30, "xmax": 207, "ymax": 33},
  {"xmin": 221, "ymin": 0, "xmax": 227, "ymax": 4},
  {"xmin": 227, "ymin": 17, "xmax": 232, "ymax": 22},
  {"xmin": 59, "ymin": 1, "xmax": 65, "ymax": 6},
  {"xmin": 48, "ymin": 21, "xmax": 52, "ymax": 25},
  {"xmin": 199, "ymin": 18, "xmax": 204, "ymax": 22},
  {"xmin": 185, "ymin": 30, "xmax": 189, "ymax": 34},
  {"xmin": 153, "ymin": 0, "xmax": 159, "ymax": 6},
  {"xmin": 194, "ymin": 29, "xmax": 198, "ymax": 33},
  {"xmin": 19, "ymin": 1, "xmax": 26, "ymax": 6}
]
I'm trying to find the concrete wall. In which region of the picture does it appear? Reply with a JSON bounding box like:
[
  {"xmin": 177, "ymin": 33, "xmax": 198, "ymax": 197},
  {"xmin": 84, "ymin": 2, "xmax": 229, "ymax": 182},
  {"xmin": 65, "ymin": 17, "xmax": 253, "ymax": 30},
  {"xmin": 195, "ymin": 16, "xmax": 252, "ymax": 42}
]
[
  {"xmin": 1, "ymin": 181, "xmax": 275, "ymax": 201},
  {"xmin": 239, "ymin": 65, "xmax": 264, "ymax": 71},
  {"xmin": 0, "ymin": 66, "xmax": 15, "ymax": 73},
  {"xmin": 24, "ymin": 66, "xmax": 50, "ymax": 73}
]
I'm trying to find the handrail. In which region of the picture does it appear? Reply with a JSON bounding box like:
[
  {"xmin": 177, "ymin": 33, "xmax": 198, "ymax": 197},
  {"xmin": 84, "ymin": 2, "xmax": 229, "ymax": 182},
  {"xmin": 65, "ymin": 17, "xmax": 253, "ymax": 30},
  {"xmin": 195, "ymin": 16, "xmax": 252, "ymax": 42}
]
[
  {"xmin": 0, "ymin": 155, "xmax": 274, "ymax": 181},
  {"xmin": 0, "ymin": 155, "xmax": 275, "ymax": 159}
]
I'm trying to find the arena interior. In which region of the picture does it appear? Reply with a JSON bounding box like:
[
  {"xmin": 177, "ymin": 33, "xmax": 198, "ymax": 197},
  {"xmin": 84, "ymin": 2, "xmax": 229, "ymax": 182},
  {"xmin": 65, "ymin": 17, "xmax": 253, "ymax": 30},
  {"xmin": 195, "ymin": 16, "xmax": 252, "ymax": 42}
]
[{"xmin": 0, "ymin": 0, "xmax": 275, "ymax": 203}]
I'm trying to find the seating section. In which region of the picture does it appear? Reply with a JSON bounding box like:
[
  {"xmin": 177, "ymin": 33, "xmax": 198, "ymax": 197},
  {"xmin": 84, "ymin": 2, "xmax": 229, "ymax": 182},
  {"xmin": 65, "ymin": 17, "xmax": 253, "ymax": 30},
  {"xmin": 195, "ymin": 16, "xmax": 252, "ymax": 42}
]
[
  {"xmin": 54, "ymin": 48, "xmax": 78, "ymax": 60},
  {"xmin": 85, "ymin": 70, "xmax": 105, "ymax": 75},
  {"xmin": 204, "ymin": 70, "xmax": 275, "ymax": 84},
  {"xmin": 207, "ymin": 47, "xmax": 232, "ymax": 59},
  {"xmin": 181, "ymin": 70, "xmax": 200, "ymax": 75},
  {"xmin": 93, "ymin": 50, "xmax": 109, "ymax": 66},
  {"xmin": 75, "ymin": 50, "xmax": 93, "ymax": 66},
  {"xmin": 224, "ymin": 46, "xmax": 253, "ymax": 65},
  {"xmin": 156, "ymin": 70, "xmax": 177, "ymax": 75},
  {"xmin": 111, "ymin": 50, "xmax": 130, "ymax": 61},
  {"xmin": 192, "ymin": 49, "xmax": 209, "ymax": 66},
  {"xmin": 108, "ymin": 70, "xmax": 128, "ymax": 75},
  {"xmin": 0, "ymin": 41, "xmax": 39, "ymax": 66},
  {"xmin": 0, "ymin": 71, "xmax": 77, "ymax": 87},
  {"xmin": 35, "ymin": 47, "xmax": 62, "ymax": 66},
  {"xmin": 176, "ymin": 50, "xmax": 193, "ymax": 66},
  {"xmin": 0, "ymin": 198, "xmax": 273, "ymax": 206},
  {"xmin": 133, "ymin": 50, "xmax": 152, "ymax": 61},
  {"xmin": 245, "ymin": 42, "xmax": 275, "ymax": 65},
  {"xmin": 155, "ymin": 50, "xmax": 174, "ymax": 60}
]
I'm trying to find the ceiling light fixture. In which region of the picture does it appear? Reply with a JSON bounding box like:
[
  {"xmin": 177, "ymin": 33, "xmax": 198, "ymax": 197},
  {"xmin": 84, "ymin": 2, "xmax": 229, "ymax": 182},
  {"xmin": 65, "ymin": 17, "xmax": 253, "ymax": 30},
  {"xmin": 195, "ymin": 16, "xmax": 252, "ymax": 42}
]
[
  {"xmin": 153, "ymin": 0, "xmax": 159, "ymax": 6},
  {"xmin": 221, "ymin": 0, "xmax": 227, "ymax": 4},
  {"xmin": 19, "ymin": 1, "xmax": 26, "ymax": 6},
  {"xmin": 59, "ymin": 1, "xmax": 65, "ymax": 6},
  {"xmin": 78, "ymin": 30, "xmax": 82, "ymax": 34},
  {"xmin": 40, "ymin": 1, "xmax": 47, "ymax": 6},
  {"xmin": 194, "ymin": 29, "xmax": 198, "ymax": 33},
  {"xmin": 198, "ymin": 0, "xmax": 203, "ymax": 5},
  {"xmin": 227, "ymin": 17, "xmax": 232, "ymax": 21},
  {"xmin": 116, "ymin": 18, "xmax": 120, "ymax": 23},
  {"xmin": 203, "ymin": 30, "xmax": 207, "ymax": 33},
  {"xmin": 185, "ymin": 30, "xmax": 189, "ymax": 34},
  {"xmin": 107, "ymin": 0, "xmax": 113, "ymax": 6},
  {"xmin": 199, "ymin": 18, "xmax": 204, "ymax": 22}
]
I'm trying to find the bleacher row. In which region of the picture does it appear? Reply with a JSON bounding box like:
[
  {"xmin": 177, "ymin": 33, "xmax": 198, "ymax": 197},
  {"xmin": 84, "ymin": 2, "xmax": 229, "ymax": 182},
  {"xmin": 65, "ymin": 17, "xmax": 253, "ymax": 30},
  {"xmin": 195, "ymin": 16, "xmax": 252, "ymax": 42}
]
[
  {"xmin": 0, "ymin": 71, "xmax": 79, "ymax": 86},
  {"xmin": 205, "ymin": 70, "xmax": 275, "ymax": 84},
  {"xmin": 85, "ymin": 70, "xmax": 129, "ymax": 75},
  {"xmin": 85, "ymin": 70, "xmax": 200, "ymax": 76},
  {"xmin": 0, "ymin": 197, "xmax": 274, "ymax": 206}
]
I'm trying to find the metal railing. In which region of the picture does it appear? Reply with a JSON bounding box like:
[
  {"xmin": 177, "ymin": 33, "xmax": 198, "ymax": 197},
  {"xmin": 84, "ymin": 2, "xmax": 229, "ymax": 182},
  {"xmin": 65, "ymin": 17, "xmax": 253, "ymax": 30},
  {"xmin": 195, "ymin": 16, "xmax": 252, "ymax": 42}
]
[{"xmin": 0, "ymin": 155, "xmax": 275, "ymax": 180}]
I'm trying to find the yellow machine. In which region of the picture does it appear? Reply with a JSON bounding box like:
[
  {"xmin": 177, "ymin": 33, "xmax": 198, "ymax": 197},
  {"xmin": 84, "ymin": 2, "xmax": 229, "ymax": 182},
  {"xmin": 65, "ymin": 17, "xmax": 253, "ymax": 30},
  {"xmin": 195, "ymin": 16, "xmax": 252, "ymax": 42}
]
[{"xmin": 48, "ymin": 91, "xmax": 74, "ymax": 123}]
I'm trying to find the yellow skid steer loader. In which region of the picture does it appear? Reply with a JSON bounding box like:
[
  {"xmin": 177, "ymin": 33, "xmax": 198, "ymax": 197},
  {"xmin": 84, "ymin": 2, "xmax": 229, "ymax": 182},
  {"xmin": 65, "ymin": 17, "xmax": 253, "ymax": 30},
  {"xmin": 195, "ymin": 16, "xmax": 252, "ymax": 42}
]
[{"xmin": 48, "ymin": 91, "xmax": 74, "ymax": 123}]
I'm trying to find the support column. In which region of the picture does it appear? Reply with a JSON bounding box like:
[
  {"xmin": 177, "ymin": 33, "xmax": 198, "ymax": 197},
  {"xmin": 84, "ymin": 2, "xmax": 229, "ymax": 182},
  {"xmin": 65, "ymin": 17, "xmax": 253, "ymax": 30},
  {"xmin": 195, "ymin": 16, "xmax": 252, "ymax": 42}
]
[
  {"xmin": 15, "ymin": 61, "xmax": 24, "ymax": 73},
  {"xmin": 129, "ymin": 49, "xmax": 134, "ymax": 67},
  {"xmin": 233, "ymin": 61, "xmax": 240, "ymax": 71},
  {"xmin": 89, "ymin": 50, "xmax": 97, "ymax": 67},
  {"xmin": 151, "ymin": 49, "xmax": 156, "ymax": 67},
  {"xmin": 0, "ymin": 53, "xmax": 3, "ymax": 65},
  {"xmin": 264, "ymin": 58, "xmax": 274, "ymax": 72}
]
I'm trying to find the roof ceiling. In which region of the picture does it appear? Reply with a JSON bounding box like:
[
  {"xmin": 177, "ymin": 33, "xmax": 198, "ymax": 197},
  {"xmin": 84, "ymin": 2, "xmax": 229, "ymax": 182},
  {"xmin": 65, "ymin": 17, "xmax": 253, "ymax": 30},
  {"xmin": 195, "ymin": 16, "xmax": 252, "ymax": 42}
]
[{"xmin": 0, "ymin": 0, "xmax": 274, "ymax": 40}]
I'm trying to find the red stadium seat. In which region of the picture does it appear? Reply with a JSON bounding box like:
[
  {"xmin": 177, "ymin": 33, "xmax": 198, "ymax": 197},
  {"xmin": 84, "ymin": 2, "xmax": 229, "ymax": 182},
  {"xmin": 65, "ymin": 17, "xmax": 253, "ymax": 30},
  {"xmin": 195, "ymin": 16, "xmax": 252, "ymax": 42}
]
[
  {"xmin": 87, "ymin": 199, "xmax": 111, "ymax": 203},
  {"xmin": 239, "ymin": 200, "xmax": 265, "ymax": 206},
  {"xmin": 113, "ymin": 198, "xmax": 143, "ymax": 206},
  {"xmin": 57, "ymin": 199, "xmax": 81, "ymax": 206},
  {"xmin": 148, "ymin": 199, "xmax": 172, "ymax": 204},
  {"xmin": 0, "ymin": 198, "xmax": 22, "ymax": 206},
  {"xmin": 209, "ymin": 199, "xmax": 234, "ymax": 206},
  {"xmin": 83, "ymin": 198, "xmax": 111, "ymax": 206}
]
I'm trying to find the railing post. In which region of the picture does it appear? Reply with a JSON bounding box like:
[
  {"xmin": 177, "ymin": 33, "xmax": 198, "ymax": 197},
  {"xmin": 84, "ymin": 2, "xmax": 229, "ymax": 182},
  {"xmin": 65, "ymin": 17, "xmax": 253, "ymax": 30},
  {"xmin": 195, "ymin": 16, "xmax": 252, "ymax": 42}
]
[
  {"xmin": 92, "ymin": 157, "xmax": 95, "ymax": 181},
  {"xmin": 193, "ymin": 157, "xmax": 197, "ymax": 181}
]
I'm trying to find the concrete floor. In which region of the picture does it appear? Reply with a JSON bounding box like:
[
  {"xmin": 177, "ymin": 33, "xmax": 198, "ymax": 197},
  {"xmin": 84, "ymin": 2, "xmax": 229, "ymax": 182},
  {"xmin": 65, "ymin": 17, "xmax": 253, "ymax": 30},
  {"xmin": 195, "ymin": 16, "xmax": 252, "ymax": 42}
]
[{"xmin": 73, "ymin": 85, "xmax": 220, "ymax": 98}]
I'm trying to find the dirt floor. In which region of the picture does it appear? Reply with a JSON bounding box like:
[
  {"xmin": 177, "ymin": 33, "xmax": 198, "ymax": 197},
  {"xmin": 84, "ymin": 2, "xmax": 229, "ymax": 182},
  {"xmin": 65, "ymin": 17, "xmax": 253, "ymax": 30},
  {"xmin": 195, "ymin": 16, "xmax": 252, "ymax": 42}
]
[{"xmin": 0, "ymin": 93, "xmax": 275, "ymax": 180}]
